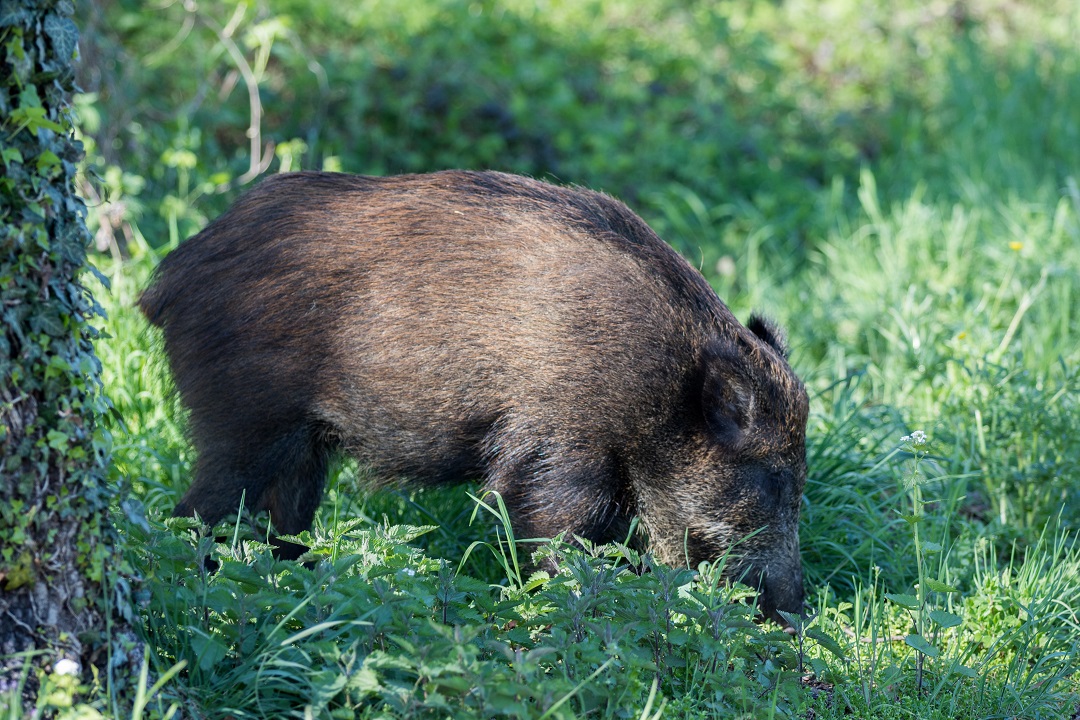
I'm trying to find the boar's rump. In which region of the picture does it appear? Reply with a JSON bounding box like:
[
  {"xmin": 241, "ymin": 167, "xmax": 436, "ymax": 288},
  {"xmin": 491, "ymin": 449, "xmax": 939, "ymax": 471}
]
[{"xmin": 140, "ymin": 170, "xmax": 809, "ymax": 622}]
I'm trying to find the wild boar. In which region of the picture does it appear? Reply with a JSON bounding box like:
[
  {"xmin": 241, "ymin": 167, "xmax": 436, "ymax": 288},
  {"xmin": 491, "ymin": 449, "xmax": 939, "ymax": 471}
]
[{"xmin": 139, "ymin": 170, "xmax": 809, "ymax": 621}]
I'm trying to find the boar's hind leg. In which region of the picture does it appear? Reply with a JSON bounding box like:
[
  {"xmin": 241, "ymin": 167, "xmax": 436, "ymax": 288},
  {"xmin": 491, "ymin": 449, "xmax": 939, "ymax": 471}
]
[{"xmin": 174, "ymin": 422, "xmax": 332, "ymax": 560}]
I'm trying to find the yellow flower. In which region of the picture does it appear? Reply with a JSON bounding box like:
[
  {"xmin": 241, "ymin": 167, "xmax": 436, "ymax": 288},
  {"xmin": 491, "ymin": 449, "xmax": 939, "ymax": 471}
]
[{"xmin": 1009, "ymin": 241, "xmax": 1023, "ymax": 251}]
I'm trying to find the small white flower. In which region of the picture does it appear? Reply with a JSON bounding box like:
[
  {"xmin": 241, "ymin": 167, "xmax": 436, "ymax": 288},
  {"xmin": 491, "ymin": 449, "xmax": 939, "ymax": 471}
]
[
  {"xmin": 401, "ymin": 568, "xmax": 416, "ymax": 576},
  {"xmin": 901, "ymin": 430, "xmax": 928, "ymax": 445},
  {"xmin": 53, "ymin": 659, "xmax": 80, "ymax": 676}
]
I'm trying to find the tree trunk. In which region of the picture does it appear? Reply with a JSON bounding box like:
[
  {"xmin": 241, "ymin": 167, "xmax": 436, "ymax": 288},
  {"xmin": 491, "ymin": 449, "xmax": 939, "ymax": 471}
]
[{"xmin": 0, "ymin": 0, "xmax": 133, "ymax": 712}]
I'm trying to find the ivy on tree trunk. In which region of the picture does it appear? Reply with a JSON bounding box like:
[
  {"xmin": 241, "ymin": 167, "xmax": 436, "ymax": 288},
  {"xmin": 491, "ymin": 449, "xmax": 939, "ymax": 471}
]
[{"xmin": 1, "ymin": 0, "xmax": 134, "ymax": 712}]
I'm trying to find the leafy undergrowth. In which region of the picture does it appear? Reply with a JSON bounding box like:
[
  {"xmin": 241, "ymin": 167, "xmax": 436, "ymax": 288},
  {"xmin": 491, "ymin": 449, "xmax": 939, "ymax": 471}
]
[
  {"xmin": 107, "ymin": 498, "xmax": 1078, "ymax": 719},
  {"xmin": 126, "ymin": 517, "xmax": 798, "ymax": 718}
]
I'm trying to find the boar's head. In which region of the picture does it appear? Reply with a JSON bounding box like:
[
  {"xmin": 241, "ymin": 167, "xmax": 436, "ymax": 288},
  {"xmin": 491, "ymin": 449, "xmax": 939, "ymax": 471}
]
[{"xmin": 638, "ymin": 314, "xmax": 809, "ymax": 625}]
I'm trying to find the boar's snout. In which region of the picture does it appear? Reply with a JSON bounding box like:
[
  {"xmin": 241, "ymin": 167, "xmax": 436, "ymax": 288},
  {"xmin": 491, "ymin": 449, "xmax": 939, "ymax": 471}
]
[{"xmin": 756, "ymin": 560, "xmax": 805, "ymax": 629}]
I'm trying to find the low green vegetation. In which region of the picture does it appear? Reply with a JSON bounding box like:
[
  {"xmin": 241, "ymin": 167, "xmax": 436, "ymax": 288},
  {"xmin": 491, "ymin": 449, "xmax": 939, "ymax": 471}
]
[{"xmin": 38, "ymin": 0, "xmax": 1080, "ymax": 716}]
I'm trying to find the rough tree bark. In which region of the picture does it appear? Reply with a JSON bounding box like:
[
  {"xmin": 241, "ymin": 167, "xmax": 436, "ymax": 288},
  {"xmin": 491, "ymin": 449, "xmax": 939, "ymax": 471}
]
[{"xmin": 1, "ymin": 0, "xmax": 133, "ymax": 712}]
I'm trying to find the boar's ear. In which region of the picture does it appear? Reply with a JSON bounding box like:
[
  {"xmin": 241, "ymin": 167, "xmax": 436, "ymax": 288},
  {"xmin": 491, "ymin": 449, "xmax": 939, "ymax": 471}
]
[
  {"xmin": 699, "ymin": 344, "xmax": 755, "ymax": 447},
  {"xmin": 747, "ymin": 314, "xmax": 788, "ymax": 357}
]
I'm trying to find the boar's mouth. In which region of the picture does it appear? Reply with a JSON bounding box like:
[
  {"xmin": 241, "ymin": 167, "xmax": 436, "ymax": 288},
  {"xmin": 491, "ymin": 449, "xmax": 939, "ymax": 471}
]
[
  {"xmin": 685, "ymin": 527, "xmax": 805, "ymax": 629},
  {"xmin": 727, "ymin": 562, "xmax": 805, "ymax": 631}
]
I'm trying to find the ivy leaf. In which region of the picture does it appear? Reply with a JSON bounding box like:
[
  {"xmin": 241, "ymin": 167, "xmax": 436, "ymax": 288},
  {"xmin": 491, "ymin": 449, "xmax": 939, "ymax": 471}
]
[
  {"xmin": 44, "ymin": 13, "xmax": 78, "ymax": 62},
  {"xmin": 2, "ymin": 147, "xmax": 23, "ymax": 165},
  {"xmin": 10, "ymin": 105, "xmax": 64, "ymax": 135},
  {"xmin": 36, "ymin": 149, "xmax": 61, "ymax": 175},
  {"xmin": 46, "ymin": 429, "xmax": 69, "ymax": 452},
  {"xmin": 31, "ymin": 309, "xmax": 64, "ymax": 337},
  {"xmin": 0, "ymin": 7, "xmax": 34, "ymax": 28}
]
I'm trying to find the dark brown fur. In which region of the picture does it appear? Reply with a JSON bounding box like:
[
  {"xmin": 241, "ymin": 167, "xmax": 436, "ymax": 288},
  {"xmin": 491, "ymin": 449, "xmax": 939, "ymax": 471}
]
[{"xmin": 140, "ymin": 170, "xmax": 809, "ymax": 620}]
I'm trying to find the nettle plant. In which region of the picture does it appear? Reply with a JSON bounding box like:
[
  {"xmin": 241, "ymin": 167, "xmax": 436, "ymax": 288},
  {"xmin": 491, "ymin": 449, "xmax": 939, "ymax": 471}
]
[{"xmin": 885, "ymin": 432, "xmax": 973, "ymax": 692}]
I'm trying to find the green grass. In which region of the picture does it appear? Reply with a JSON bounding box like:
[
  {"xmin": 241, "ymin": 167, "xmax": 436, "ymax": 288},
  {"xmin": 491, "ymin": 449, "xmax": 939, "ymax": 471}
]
[{"xmin": 43, "ymin": 0, "xmax": 1080, "ymax": 717}]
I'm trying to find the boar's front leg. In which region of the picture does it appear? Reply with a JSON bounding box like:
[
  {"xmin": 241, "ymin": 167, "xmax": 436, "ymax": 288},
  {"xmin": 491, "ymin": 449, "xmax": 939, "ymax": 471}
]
[{"xmin": 482, "ymin": 440, "xmax": 635, "ymax": 562}]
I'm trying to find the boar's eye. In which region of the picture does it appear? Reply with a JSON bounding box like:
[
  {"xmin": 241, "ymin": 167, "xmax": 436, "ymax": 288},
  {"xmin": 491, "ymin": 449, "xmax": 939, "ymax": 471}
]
[{"xmin": 757, "ymin": 469, "xmax": 786, "ymax": 503}]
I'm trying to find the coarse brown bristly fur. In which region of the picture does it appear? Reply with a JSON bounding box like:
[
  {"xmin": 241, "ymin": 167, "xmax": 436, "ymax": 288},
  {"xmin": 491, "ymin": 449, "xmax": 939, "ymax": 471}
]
[{"xmin": 140, "ymin": 170, "xmax": 809, "ymax": 621}]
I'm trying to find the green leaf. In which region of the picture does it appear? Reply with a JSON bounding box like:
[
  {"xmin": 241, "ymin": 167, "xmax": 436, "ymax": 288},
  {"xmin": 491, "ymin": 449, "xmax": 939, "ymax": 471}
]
[
  {"xmin": 904, "ymin": 634, "xmax": 940, "ymax": 658},
  {"xmin": 429, "ymin": 676, "xmax": 471, "ymax": 693},
  {"xmin": 189, "ymin": 630, "xmax": 229, "ymax": 671},
  {"xmin": 929, "ymin": 610, "xmax": 963, "ymax": 628},
  {"xmin": 36, "ymin": 150, "xmax": 61, "ymax": 174},
  {"xmin": 46, "ymin": 429, "xmax": 69, "ymax": 451},
  {"xmin": 923, "ymin": 578, "xmax": 960, "ymax": 594},
  {"xmin": 921, "ymin": 541, "xmax": 943, "ymax": 552},
  {"xmin": 885, "ymin": 593, "xmax": 919, "ymax": 609},
  {"xmin": 10, "ymin": 105, "xmax": 64, "ymax": 134},
  {"xmin": 807, "ymin": 627, "xmax": 846, "ymax": 661},
  {"xmin": 46, "ymin": 354, "xmax": 70, "ymax": 378},
  {"xmin": 951, "ymin": 664, "xmax": 978, "ymax": 678},
  {"xmin": 347, "ymin": 665, "xmax": 382, "ymax": 696},
  {"xmin": 521, "ymin": 570, "xmax": 550, "ymax": 592},
  {"xmin": 387, "ymin": 633, "xmax": 416, "ymax": 654},
  {"xmin": 219, "ymin": 562, "xmax": 271, "ymax": 591},
  {"xmin": 18, "ymin": 84, "xmax": 43, "ymax": 109},
  {"xmin": 895, "ymin": 511, "xmax": 920, "ymax": 525},
  {"xmin": 44, "ymin": 13, "xmax": 79, "ymax": 62}
]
